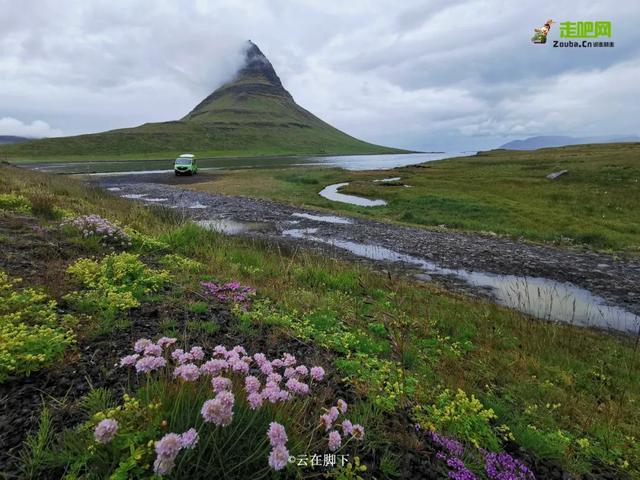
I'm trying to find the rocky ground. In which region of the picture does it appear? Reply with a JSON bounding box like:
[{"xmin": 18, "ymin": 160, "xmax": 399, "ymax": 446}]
[{"xmin": 91, "ymin": 174, "xmax": 640, "ymax": 333}]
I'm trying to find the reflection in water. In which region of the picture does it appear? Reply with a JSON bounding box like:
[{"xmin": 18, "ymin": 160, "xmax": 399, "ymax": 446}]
[
  {"xmin": 292, "ymin": 212, "xmax": 353, "ymax": 224},
  {"xmin": 281, "ymin": 229, "xmax": 639, "ymax": 333},
  {"xmin": 319, "ymin": 183, "xmax": 387, "ymax": 207},
  {"xmin": 196, "ymin": 219, "xmax": 266, "ymax": 235}
]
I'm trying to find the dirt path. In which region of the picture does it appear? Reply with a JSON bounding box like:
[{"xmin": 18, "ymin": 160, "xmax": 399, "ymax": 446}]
[{"xmin": 92, "ymin": 174, "xmax": 640, "ymax": 333}]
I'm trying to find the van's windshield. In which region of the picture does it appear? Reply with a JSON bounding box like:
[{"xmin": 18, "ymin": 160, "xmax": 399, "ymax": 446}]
[{"xmin": 175, "ymin": 158, "xmax": 193, "ymax": 165}]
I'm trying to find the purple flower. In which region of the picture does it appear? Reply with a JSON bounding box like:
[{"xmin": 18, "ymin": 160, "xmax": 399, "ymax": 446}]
[
  {"xmin": 144, "ymin": 343, "xmax": 162, "ymax": 357},
  {"xmin": 201, "ymin": 391, "xmax": 235, "ymax": 426},
  {"xmin": 320, "ymin": 413, "xmax": 333, "ymax": 431},
  {"xmin": 328, "ymin": 430, "xmax": 342, "ymax": 451},
  {"xmin": 254, "ymin": 352, "xmax": 267, "ymax": 365},
  {"xmin": 247, "ymin": 392, "xmax": 263, "ymax": 410},
  {"xmin": 211, "ymin": 375, "xmax": 232, "ymax": 392},
  {"xmin": 119, "ymin": 354, "xmax": 139, "ymax": 367},
  {"xmin": 230, "ymin": 359, "xmax": 250, "ymax": 375},
  {"xmin": 295, "ymin": 365, "xmax": 308, "ymax": 377},
  {"xmin": 180, "ymin": 428, "xmax": 199, "ymax": 449},
  {"xmin": 267, "ymin": 422, "xmax": 288, "ymax": 448},
  {"xmin": 268, "ymin": 445, "xmax": 289, "ymax": 471},
  {"xmin": 341, "ymin": 420, "xmax": 353, "ymax": 435},
  {"xmin": 285, "ymin": 378, "xmax": 309, "ymax": 396},
  {"xmin": 190, "ymin": 346, "xmax": 205, "ymax": 360},
  {"xmin": 173, "ymin": 363, "xmax": 200, "ymax": 382},
  {"xmin": 155, "ymin": 433, "xmax": 182, "ymax": 459},
  {"xmin": 283, "ymin": 367, "xmax": 296, "ymax": 378},
  {"xmin": 94, "ymin": 419, "xmax": 118, "ymax": 444},
  {"xmin": 157, "ymin": 337, "xmax": 177, "ymax": 348},
  {"xmin": 213, "ymin": 345, "xmax": 228, "ymax": 357},
  {"xmin": 282, "ymin": 353, "xmax": 296, "ymax": 367},
  {"xmin": 135, "ymin": 355, "xmax": 166, "ymax": 373},
  {"xmin": 200, "ymin": 359, "xmax": 228, "ymax": 376},
  {"xmin": 153, "ymin": 456, "xmax": 175, "ymax": 476},
  {"xmin": 328, "ymin": 406, "xmax": 339, "ymax": 422},
  {"xmin": 134, "ymin": 338, "xmax": 152, "ymax": 353},
  {"xmin": 260, "ymin": 362, "xmax": 273, "ymax": 376},
  {"xmin": 337, "ymin": 399, "xmax": 348, "ymax": 414},
  {"xmin": 484, "ymin": 452, "xmax": 535, "ymax": 480},
  {"xmin": 310, "ymin": 366, "xmax": 325, "ymax": 381},
  {"xmin": 245, "ymin": 375, "xmax": 261, "ymax": 393}
]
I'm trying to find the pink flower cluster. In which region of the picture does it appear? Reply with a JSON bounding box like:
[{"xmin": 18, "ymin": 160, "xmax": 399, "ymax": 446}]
[
  {"xmin": 201, "ymin": 280, "xmax": 256, "ymax": 310},
  {"xmin": 267, "ymin": 422, "xmax": 289, "ymax": 471},
  {"xmin": 65, "ymin": 214, "xmax": 131, "ymax": 248},
  {"xmin": 118, "ymin": 338, "xmax": 338, "ymax": 473},
  {"xmin": 153, "ymin": 429, "xmax": 199, "ymax": 476},
  {"xmin": 319, "ymin": 400, "xmax": 364, "ymax": 452}
]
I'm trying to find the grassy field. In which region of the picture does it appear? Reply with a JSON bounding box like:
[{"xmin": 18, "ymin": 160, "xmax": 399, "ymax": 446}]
[
  {"xmin": 188, "ymin": 143, "xmax": 640, "ymax": 253},
  {"xmin": 1, "ymin": 164, "xmax": 639, "ymax": 477}
]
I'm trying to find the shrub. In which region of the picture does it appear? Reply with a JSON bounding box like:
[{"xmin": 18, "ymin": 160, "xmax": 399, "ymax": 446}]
[
  {"xmin": 65, "ymin": 252, "xmax": 170, "ymax": 322},
  {"xmin": 34, "ymin": 339, "xmax": 366, "ymax": 478},
  {"xmin": 415, "ymin": 389, "xmax": 500, "ymax": 451},
  {"xmin": 0, "ymin": 271, "xmax": 75, "ymax": 381},
  {"xmin": 124, "ymin": 227, "xmax": 170, "ymax": 253},
  {"xmin": 160, "ymin": 253, "xmax": 203, "ymax": 273},
  {"xmin": 0, "ymin": 192, "xmax": 31, "ymax": 213}
]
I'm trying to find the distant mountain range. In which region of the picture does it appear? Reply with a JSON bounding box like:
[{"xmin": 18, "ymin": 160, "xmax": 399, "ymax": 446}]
[
  {"xmin": 0, "ymin": 136, "xmax": 33, "ymax": 145},
  {"xmin": 0, "ymin": 41, "xmax": 405, "ymax": 160},
  {"xmin": 499, "ymin": 135, "xmax": 640, "ymax": 150}
]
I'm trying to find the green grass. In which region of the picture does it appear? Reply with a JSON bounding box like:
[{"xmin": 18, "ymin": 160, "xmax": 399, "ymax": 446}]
[
  {"xmin": 1, "ymin": 164, "xmax": 639, "ymax": 477},
  {"xmin": 189, "ymin": 143, "xmax": 640, "ymax": 252}
]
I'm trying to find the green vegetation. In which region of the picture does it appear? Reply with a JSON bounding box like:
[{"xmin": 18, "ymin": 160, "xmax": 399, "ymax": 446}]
[
  {"xmin": 190, "ymin": 143, "xmax": 640, "ymax": 252},
  {"xmin": 1, "ymin": 164, "xmax": 639, "ymax": 477},
  {"xmin": 0, "ymin": 271, "xmax": 75, "ymax": 381}
]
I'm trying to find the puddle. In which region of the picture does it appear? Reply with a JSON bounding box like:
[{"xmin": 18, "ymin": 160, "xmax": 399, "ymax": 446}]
[
  {"xmin": 374, "ymin": 177, "xmax": 401, "ymax": 183},
  {"xmin": 107, "ymin": 187, "xmax": 122, "ymax": 191},
  {"xmin": 90, "ymin": 169, "xmax": 175, "ymax": 176},
  {"xmin": 281, "ymin": 229, "xmax": 639, "ymax": 333},
  {"xmin": 188, "ymin": 202, "xmax": 208, "ymax": 209},
  {"xmin": 143, "ymin": 197, "xmax": 168, "ymax": 202},
  {"xmin": 318, "ymin": 183, "xmax": 387, "ymax": 207},
  {"xmin": 122, "ymin": 193, "xmax": 148, "ymax": 199},
  {"xmin": 292, "ymin": 212, "xmax": 353, "ymax": 224},
  {"xmin": 196, "ymin": 219, "xmax": 266, "ymax": 235}
]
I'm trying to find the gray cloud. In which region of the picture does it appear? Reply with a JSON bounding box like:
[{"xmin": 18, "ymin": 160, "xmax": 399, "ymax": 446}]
[{"xmin": 0, "ymin": 0, "xmax": 638, "ymax": 150}]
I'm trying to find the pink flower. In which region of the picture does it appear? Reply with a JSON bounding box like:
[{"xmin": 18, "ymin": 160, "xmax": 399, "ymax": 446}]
[
  {"xmin": 190, "ymin": 346, "xmax": 205, "ymax": 361},
  {"xmin": 320, "ymin": 414, "xmax": 333, "ymax": 431},
  {"xmin": 285, "ymin": 378, "xmax": 309, "ymax": 396},
  {"xmin": 119, "ymin": 354, "xmax": 139, "ymax": 367},
  {"xmin": 271, "ymin": 359, "xmax": 284, "ymax": 368},
  {"xmin": 245, "ymin": 375, "xmax": 261, "ymax": 393},
  {"xmin": 211, "ymin": 375, "xmax": 232, "ymax": 392},
  {"xmin": 268, "ymin": 445, "xmax": 289, "ymax": 471},
  {"xmin": 267, "ymin": 422, "xmax": 288, "ymax": 448},
  {"xmin": 328, "ymin": 407, "xmax": 339, "ymax": 422},
  {"xmin": 266, "ymin": 373, "xmax": 282, "ymax": 384},
  {"xmin": 230, "ymin": 359, "xmax": 249, "ymax": 375},
  {"xmin": 171, "ymin": 349, "xmax": 184, "ymax": 360},
  {"xmin": 282, "ymin": 353, "xmax": 296, "ymax": 367},
  {"xmin": 295, "ymin": 365, "xmax": 308, "ymax": 377},
  {"xmin": 157, "ymin": 337, "xmax": 177, "ymax": 348},
  {"xmin": 253, "ymin": 353, "xmax": 267, "ymax": 365},
  {"xmin": 328, "ymin": 430, "xmax": 341, "ymax": 452},
  {"xmin": 260, "ymin": 362, "xmax": 273, "ymax": 376},
  {"xmin": 232, "ymin": 345, "xmax": 247, "ymax": 356},
  {"xmin": 134, "ymin": 338, "xmax": 152, "ymax": 353},
  {"xmin": 144, "ymin": 343, "xmax": 162, "ymax": 357},
  {"xmin": 135, "ymin": 355, "xmax": 166, "ymax": 373},
  {"xmin": 310, "ymin": 366, "xmax": 325, "ymax": 381},
  {"xmin": 155, "ymin": 433, "xmax": 182, "ymax": 459},
  {"xmin": 337, "ymin": 399, "xmax": 348, "ymax": 414},
  {"xmin": 351, "ymin": 424, "xmax": 365, "ymax": 440},
  {"xmin": 94, "ymin": 418, "xmax": 118, "ymax": 444},
  {"xmin": 180, "ymin": 428, "xmax": 199, "ymax": 449},
  {"xmin": 247, "ymin": 392, "xmax": 263, "ymax": 409},
  {"xmin": 201, "ymin": 391, "xmax": 235, "ymax": 426},
  {"xmin": 173, "ymin": 363, "xmax": 200, "ymax": 382},
  {"xmin": 341, "ymin": 420, "xmax": 353, "ymax": 435},
  {"xmin": 177, "ymin": 352, "xmax": 194, "ymax": 364},
  {"xmin": 262, "ymin": 386, "xmax": 286, "ymax": 404},
  {"xmin": 283, "ymin": 367, "xmax": 296, "ymax": 378},
  {"xmin": 213, "ymin": 345, "xmax": 227, "ymax": 357},
  {"xmin": 200, "ymin": 359, "xmax": 228, "ymax": 376}
]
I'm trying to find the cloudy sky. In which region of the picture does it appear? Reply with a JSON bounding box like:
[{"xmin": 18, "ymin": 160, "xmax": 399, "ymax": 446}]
[{"xmin": 2, "ymin": 0, "xmax": 639, "ymax": 151}]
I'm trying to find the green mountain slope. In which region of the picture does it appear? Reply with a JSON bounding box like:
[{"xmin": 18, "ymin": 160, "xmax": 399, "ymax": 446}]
[{"xmin": 1, "ymin": 41, "xmax": 406, "ymax": 161}]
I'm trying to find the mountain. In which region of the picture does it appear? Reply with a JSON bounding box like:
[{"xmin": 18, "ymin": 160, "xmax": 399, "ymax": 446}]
[
  {"xmin": 0, "ymin": 136, "xmax": 33, "ymax": 145},
  {"xmin": 1, "ymin": 41, "xmax": 405, "ymax": 160},
  {"xmin": 500, "ymin": 135, "xmax": 640, "ymax": 150}
]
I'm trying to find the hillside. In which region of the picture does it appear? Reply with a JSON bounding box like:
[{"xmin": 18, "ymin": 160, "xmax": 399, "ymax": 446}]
[
  {"xmin": 500, "ymin": 135, "xmax": 640, "ymax": 150},
  {"xmin": 0, "ymin": 135, "xmax": 33, "ymax": 145},
  {"xmin": 0, "ymin": 42, "xmax": 405, "ymax": 161}
]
